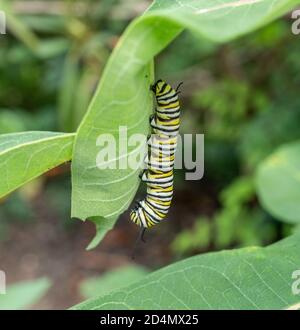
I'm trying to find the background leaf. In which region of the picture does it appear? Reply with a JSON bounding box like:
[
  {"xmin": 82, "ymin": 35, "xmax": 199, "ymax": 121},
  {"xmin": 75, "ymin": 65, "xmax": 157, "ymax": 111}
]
[
  {"xmin": 0, "ymin": 277, "xmax": 51, "ymax": 310},
  {"xmin": 0, "ymin": 131, "xmax": 74, "ymax": 198},
  {"xmin": 73, "ymin": 232, "xmax": 300, "ymax": 310},
  {"xmin": 58, "ymin": 52, "xmax": 80, "ymax": 132},
  {"xmin": 256, "ymin": 141, "xmax": 300, "ymax": 224},
  {"xmin": 0, "ymin": 0, "xmax": 40, "ymax": 52}
]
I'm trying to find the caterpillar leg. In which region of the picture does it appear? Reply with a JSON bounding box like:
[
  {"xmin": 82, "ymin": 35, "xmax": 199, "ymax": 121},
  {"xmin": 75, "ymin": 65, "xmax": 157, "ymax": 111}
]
[
  {"xmin": 134, "ymin": 199, "xmax": 142, "ymax": 207},
  {"xmin": 149, "ymin": 114, "xmax": 154, "ymax": 124},
  {"xmin": 139, "ymin": 169, "xmax": 146, "ymax": 180},
  {"xmin": 149, "ymin": 116, "xmax": 156, "ymax": 130}
]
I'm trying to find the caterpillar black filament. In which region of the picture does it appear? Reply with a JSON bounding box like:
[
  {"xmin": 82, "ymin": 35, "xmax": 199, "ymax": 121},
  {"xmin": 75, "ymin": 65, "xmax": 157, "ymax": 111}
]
[{"xmin": 130, "ymin": 80, "xmax": 181, "ymax": 228}]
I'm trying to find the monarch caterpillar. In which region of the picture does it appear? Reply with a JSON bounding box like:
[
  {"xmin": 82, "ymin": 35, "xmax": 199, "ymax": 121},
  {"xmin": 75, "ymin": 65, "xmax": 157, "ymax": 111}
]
[{"xmin": 130, "ymin": 79, "xmax": 182, "ymax": 232}]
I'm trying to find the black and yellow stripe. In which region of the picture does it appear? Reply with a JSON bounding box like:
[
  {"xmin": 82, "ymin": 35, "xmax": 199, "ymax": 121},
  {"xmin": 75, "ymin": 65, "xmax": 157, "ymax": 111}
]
[{"xmin": 130, "ymin": 80, "xmax": 181, "ymax": 228}]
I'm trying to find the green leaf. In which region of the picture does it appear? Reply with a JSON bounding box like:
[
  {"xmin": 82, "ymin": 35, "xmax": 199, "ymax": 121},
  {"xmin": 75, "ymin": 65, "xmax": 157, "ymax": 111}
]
[
  {"xmin": 80, "ymin": 266, "xmax": 149, "ymax": 299},
  {"xmin": 0, "ymin": 278, "xmax": 51, "ymax": 310},
  {"xmin": 256, "ymin": 141, "xmax": 300, "ymax": 224},
  {"xmin": 73, "ymin": 232, "xmax": 300, "ymax": 310},
  {"xmin": 71, "ymin": 0, "xmax": 300, "ymax": 224},
  {"xmin": 148, "ymin": 0, "xmax": 299, "ymax": 42},
  {"xmin": 86, "ymin": 216, "xmax": 118, "ymax": 250},
  {"xmin": 0, "ymin": 132, "xmax": 75, "ymax": 199}
]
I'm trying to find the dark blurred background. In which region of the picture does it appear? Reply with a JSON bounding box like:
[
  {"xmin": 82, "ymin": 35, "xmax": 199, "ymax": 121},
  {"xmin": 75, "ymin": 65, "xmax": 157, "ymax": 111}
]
[{"xmin": 0, "ymin": 0, "xmax": 299, "ymax": 309}]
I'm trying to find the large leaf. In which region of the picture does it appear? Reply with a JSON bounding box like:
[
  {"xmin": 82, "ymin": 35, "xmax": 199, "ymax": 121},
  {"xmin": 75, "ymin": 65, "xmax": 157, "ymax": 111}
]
[
  {"xmin": 256, "ymin": 141, "xmax": 300, "ymax": 224},
  {"xmin": 71, "ymin": 0, "xmax": 300, "ymax": 224},
  {"xmin": 0, "ymin": 132, "xmax": 75, "ymax": 198},
  {"xmin": 0, "ymin": 278, "xmax": 51, "ymax": 310},
  {"xmin": 73, "ymin": 232, "xmax": 300, "ymax": 310}
]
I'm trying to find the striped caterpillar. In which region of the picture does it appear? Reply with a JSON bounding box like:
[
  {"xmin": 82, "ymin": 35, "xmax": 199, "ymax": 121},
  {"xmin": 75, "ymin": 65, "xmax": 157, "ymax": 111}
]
[{"xmin": 130, "ymin": 80, "xmax": 182, "ymax": 231}]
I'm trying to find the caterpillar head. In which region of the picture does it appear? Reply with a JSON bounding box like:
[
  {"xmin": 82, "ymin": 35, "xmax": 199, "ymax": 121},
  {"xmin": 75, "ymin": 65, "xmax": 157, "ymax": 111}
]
[{"xmin": 150, "ymin": 79, "xmax": 164, "ymax": 94}]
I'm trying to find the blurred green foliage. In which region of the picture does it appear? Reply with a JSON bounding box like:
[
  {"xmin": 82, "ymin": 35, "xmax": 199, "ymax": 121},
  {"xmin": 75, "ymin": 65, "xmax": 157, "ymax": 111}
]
[
  {"xmin": 0, "ymin": 277, "xmax": 51, "ymax": 310},
  {"xmin": 80, "ymin": 265, "xmax": 149, "ymax": 299},
  {"xmin": 0, "ymin": 0, "xmax": 146, "ymax": 133},
  {"xmin": 171, "ymin": 176, "xmax": 284, "ymax": 256},
  {"xmin": 164, "ymin": 20, "xmax": 300, "ymax": 256}
]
